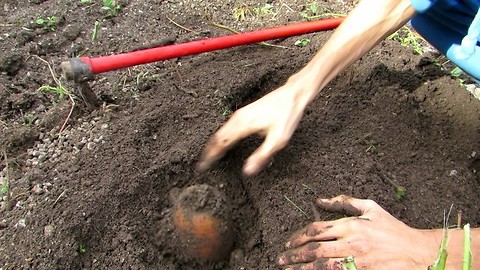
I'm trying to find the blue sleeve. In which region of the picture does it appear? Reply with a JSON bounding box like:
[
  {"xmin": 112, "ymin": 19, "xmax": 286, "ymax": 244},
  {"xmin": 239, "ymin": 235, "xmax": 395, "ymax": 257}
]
[{"xmin": 409, "ymin": 0, "xmax": 438, "ymax": 13}]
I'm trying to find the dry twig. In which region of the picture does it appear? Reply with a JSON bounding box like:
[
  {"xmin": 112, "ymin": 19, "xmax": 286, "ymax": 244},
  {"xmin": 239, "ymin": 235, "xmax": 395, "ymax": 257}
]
[
  {"xmin": 32, "ymin": 55, "xmax": 76, "ymax": 134},
  {"xmin": 212, "ymin": 22, "xmax": 290, "ymax": 49},
  {"xmin": 166, "ymin": 15, "xmax": 199, "ymax": 34}
]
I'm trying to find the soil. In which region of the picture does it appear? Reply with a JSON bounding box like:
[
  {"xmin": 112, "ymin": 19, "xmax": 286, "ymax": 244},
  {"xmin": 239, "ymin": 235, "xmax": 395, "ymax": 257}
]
[{"xmin": 1, "ymin": 1, "xmax": 479, "ymax": 270}]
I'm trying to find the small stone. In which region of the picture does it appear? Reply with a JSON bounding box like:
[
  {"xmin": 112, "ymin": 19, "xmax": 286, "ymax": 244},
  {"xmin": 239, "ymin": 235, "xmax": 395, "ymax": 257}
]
[
  {"xmin": 101, "ymin": 123, "xmax": 109, "ymax": 129},
  {"xmin": 449, "ymin": 170, "xmax": 458, "ymax": 177},
  {"xmin": 32, "ymin": 184, "xmax": 44, "ymax": 195},
  {"xmin": 44, "ymin": 224, "xmax": 55, "ymax": 237},
  {"xmin": 0, "ymin": 220, "xmax": 7, "ymax": 229},
  {"xmin": 86, "ymin": 142, "xmax": 95, "ymax": 150},
  {"xmin": 15, "ymin": 218, "xmax": 27, "ymax": 228},
  {"xmin": 38, "ymin": 154, "xmax": 47, "ymax": 162}
]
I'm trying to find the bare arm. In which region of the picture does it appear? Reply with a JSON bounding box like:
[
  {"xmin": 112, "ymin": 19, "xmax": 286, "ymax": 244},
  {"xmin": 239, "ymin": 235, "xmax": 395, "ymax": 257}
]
[
  {"xmin": 290, "ymin": 0, "xmax": 417, "ymax": 108},
  {"xmin": 199, "ymin": 0, "xmax": 417, "ymax": 176}
]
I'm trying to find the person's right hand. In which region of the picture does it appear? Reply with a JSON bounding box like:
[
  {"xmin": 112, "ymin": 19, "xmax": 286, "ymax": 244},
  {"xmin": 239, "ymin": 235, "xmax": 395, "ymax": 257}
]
[{"xmin": 197, "ymin": 80, "xmax": 310, "ymax": 176}]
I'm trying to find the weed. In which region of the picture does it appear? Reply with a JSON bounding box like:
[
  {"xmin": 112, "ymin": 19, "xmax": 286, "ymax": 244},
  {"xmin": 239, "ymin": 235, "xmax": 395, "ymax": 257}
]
[
  {"xmin": 34, "ymin": 55, "xmax": 76, "ymax": 134},
  {"xmin": 38, "ymin": 85, "xmax": 68, "ymax": 100},
  {"xmin": 221, "ymin": 108, "xmax": 232, "ymax": 117},
  {"xmin": 233, "ymin": 5, "xmax": 251, "ymax": 21},
  {"xmin": 0, "ymin": 181, "xmax": 8, "ymax": 195},
  {"xmin": 300, "ymin": 2, "xmax": 320, "ymax": 19},
  {"xmin": 294, "ymin": 38, "xmax": 310, "ymax": 47},
  {"xmin": 22, "ymin": 113, "xmax": 37, "ymax": 127},
  {"xmin": 253, "ymin": 3, "xmax": 274, "ymax": 16},
  {"xmin": 92, "ymin": 21, "xmax": 100, "ymax": 41},
  {"xmin": 36, "ymin": 16, "xmax": 58, "ymax": 31},
  {"xmin": 300, "ymin": 2, "xmax": 345, "ymax": 20},
  {"xmin": 78, "ymin": 244, "xmax": 87, "ymax": 254},
  {"xmin": 102, "ymin": 0, "xmax": 122, "ymax": 18},
  {"xmin": 388, "ymin": 26, "xmax": 426, "ymax": 55},
  {"xmin": 394, "ymin": 186, "xmax": 406, "ymax": 199}
]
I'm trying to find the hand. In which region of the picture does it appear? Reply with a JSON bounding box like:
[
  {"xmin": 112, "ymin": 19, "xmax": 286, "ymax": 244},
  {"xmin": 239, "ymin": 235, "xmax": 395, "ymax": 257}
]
[
  {"xmin": 197, "ymin": 81, "xmax": 309, "ymax": 176},
  {"xmin": 277, "ymin": 195, "xmax": 440, "ymax": 270}
]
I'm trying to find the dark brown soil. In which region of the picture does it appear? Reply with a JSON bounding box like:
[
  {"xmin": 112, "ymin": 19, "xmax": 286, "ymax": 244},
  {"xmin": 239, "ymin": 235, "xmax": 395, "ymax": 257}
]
[{"xmin": 1, "ymin": 1, "xmax": 479, "ymax": 270}]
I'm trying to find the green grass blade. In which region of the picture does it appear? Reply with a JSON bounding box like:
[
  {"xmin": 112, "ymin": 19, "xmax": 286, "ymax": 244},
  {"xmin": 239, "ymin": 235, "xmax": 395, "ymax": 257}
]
[
  {"xmin": 429, "ymin": 228, "xmax": 449, "ymax": 270},
  {"xmin": 463, "ymin": 224, "xmax": 471, "ymax": 270}
]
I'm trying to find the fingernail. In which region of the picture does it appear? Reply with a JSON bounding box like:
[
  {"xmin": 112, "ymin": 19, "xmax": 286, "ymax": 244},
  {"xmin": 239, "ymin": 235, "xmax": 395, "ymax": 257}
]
[{"xmin": 285, "ymin": 241, "xmax": 291, "ymax": 248}]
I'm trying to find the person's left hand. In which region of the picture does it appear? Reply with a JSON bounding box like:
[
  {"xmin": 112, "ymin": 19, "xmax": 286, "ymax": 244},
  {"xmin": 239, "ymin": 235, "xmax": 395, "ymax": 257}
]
[{"xmin": 277, "ymin": 195, "xmax": 439, "ymax": 270}]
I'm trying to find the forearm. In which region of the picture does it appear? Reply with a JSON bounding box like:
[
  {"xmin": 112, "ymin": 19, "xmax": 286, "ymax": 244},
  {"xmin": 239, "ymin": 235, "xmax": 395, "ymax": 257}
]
[{"xmin": 289, "ymin": 0, "xmax": 416, "ymax": 107}]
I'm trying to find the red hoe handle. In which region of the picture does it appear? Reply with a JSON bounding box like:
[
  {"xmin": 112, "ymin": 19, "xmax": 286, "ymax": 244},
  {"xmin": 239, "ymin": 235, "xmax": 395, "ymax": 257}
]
[{"xmin": 61, "ymin": 18, "xmax": 344, "ymax": 82}]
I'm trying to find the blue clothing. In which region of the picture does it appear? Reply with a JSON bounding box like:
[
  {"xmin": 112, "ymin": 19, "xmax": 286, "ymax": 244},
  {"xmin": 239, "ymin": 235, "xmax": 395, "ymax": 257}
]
[{"xmin": 409, "ymin": 0, "xmax": 480, "ymax": 80}]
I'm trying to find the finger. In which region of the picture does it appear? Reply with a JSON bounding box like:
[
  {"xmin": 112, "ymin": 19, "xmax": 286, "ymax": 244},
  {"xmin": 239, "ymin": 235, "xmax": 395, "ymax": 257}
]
[
  {"xmin": 278, "ymin": 240, "xmax": 353, "ymax": 266},
  {"xmin": 280, "ymin": 258, "xmax": 345, "ymax": 270},
  {"xmin": 242, "ymin": 131, "xmax": 289, "ymax": 176},
  {"xmin": 286, "ymin": 220, "xmax": 344, "ymax": 248},
  {"xmin": 316, "ymin": 195, "xmax": 378, "ymax": 216},
  {"xmin": 197, "ymin": 112, "xmax": 259, "ymax": 171}
]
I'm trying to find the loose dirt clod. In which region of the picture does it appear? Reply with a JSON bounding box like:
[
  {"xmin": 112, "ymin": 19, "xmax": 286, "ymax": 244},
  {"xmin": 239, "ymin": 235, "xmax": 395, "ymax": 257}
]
[{"xmin": 172, "ymin": 184, "xmax": 234, "ymax": 262}]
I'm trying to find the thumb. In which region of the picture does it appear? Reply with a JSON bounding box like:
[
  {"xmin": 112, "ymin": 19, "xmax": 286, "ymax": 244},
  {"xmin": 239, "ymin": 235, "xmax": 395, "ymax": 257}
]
[{"xmin": 316, "ymin": 195, "xmax": 378, "ymax": 216}]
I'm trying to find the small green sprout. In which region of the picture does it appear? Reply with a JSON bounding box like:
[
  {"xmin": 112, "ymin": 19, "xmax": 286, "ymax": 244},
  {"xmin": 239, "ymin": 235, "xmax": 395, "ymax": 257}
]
[
  {"xmin": 92, "ymin": 21, "xmax": 100, "ymax": 41},
  {"xmin": 233, "ymin": 5, "xmax": 251, "ymax": 21},
  {"xmin": 221, "ymin": 108, "xmax": 232, "ymax": 117},
  {"xmin": 301, "ymin": 2, "xmax": 320, "ymax": 19},
  {"xmin": 450, "ymin": 67, "xmax": 464, "ymax": 78},
  {"xmin": 80, "ymin": 0, "xmax": 92, "ymax": 4},
  {"xmin": 0, "ymin": 181, "xmax": 9, "ymax": 195},
  {"xmin": 394, "ymin": 186, "xmax": 406, "ymax": 199},
  {"xmin": 36, "ymin": 16, "xmax": 58, "ymax": 31},
  {"xmin": 253, "ymin": 4, "xmax": 274, "ymax": 16},
  {"xmin": 78, "ymin": 244, "xmax": 87, "ymax": 254},
  {"xmin": 102, "ymin": 0, "xmax": 122, "ymax": 17},
  {"xmin": 294, "ymin": 38, "xmax": 311, "ymax": 47},
  {"xmin": 388, "ymin": 26, "xmax": 426, "ymax": 55},
  {"xmin": 38, "ymin": 85, "xmax": 68, "ymax": 100},
  {"xmin": 22, "ymin": 113, "xmax": 38, "ymax": 127}
]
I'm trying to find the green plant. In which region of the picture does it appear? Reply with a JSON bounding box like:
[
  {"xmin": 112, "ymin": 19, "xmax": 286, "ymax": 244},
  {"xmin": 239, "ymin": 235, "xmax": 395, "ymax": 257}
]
[
  {"xmin": 233, "ymin": 5, "xmax": 251, "ymax": 21},
  {"xmin": 294, "ymin": 38, "xmax": 310, "ymax": 47},
  {"xmin": 36, "ymin": 16, "xmax": 58, "ymax": 31},
  {"xmin": 78, "ymin": 244, "xmax": 87, "ymax": 254},
  {"xmin": 300, "ymin": 2, "xmax": 320, "ymax": 19},
  {"xmin": 394, "ymin": 186, "xmax": 406, "ymax": 199},
  {"xmin": 300, "ymin": 2, "xmax": 345, "ymax": 20},
  {"xmin": 0, "ymin": 181, "xmax": 8, "ymax": 195},
  {"xmin": 463, "ymin": 224, "xmax": 472, "ymax": 270},
  {"xmin": 102, "ymin": 0, "xmax": 122, "ymax": 17},
  {"xmin": 38, "ymin": 85, "xmax": 69, "ymax": 100},
  {"xmin": 253, "ymin": 3, "xmax": 274, "ymax": 16},
  {"xmin": 221, "ymin": 108, "xmax": 232, "ymax": 116},
  {"xmin": 34, "ymin": 55, "xmax": 76, "ymax": 134},
  {"xmin": 388, "ymin": 26, "xmax": 426, "ymax": 55},
  {"xmin": 92, "ymin": 20, "xmax": 100, "ymax": 41},
  {"xmin": 22, "ymin": 113, "xmax": 37, "ymax": 127},
  {"xmin": 80, "ymin": 0, "xmax": 92, "ymax": 4}
]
